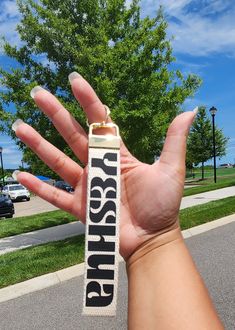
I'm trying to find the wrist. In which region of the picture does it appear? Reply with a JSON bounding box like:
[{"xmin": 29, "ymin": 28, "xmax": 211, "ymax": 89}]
[
  {"xmin": 126, "ymin": 226, "xmax": 183, "ymax": 269},
  {"xmin": 126, "ymin": 226, "xmax": 224, "ymax": 330}
]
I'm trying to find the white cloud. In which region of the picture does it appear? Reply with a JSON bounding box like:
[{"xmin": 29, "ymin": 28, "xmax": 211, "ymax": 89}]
[
  {"xmin": 140, "ymin": 0, "xmax": 235, "ymax": 57},
  {"xmin": 0, "ymin": 0, "xmax": 19, "ymax": 20},
  {"xmin": 0, "ymin": 134, "xmax": 23, "ymax": 169},
  {"xmin": 1, "ymin": 0, "xmax": 235, "ymax": 57},
  {"xmin": 175, "ymin": 58, "xmax": 209, "ymax": 77},
  {"xmin": 0, "ymin": 0, "xmax": 21, "ymax": 51},
  {"xmin": 140, "ymin": 0, "xmax": 191, "ymax": 18},
  {"xmin": 169, "ymin": 15, "xmax": 235, "ymax": 56},
  {"xmin": 125, "ymin": 0, "xmax": 132, "ymax": 9}
]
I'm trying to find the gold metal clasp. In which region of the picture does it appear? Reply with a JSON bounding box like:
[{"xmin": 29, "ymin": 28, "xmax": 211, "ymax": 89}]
[
  {"xmin": 86, "ymin": 105, "xmax": 111, "ymax": 127},
  {"xmin": 87, "ymin": 105, "xmax": 120, "ymax": 149},
  {"xmin": 88, "ymin": 122, "xmax": 120, "ymax": 149}
]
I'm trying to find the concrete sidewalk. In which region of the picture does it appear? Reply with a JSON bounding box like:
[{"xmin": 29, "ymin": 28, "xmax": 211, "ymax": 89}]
[
  {"xmin": 0, "ymin": 186, "xmax": 235, "ymax": 256},
  {"xmin": 0, "ymin": 218, "xmax": 234, "ymax": 330},
  {"xmin": 1, "ymin": 215, "xmax": 234, "ymax": 305},
  {"xmin": 181, "ymin": 186, "xmax": 235, "ymax": 208},
  {"xmin": 0, "ymin": 221, "xmax": 85, "ymax": 256}
]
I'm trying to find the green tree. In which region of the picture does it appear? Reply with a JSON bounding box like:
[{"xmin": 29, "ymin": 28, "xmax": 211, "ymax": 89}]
[
  {"xmin": 0, "ymin": 0, "xmax": 201, "ymax": 176},
  {"xmin": 187, "ymin": 107, "xmax": 228, "ymax": 180}
]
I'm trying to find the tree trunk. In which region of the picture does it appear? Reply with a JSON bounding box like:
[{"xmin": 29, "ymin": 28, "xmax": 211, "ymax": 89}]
[{"xmin": 201, "ymin": 162, "xmax": 204, "ymax": 180}]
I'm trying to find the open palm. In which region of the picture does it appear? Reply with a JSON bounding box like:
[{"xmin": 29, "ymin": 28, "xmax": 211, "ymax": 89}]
[{"xmin": 14, "ymin": 73, "xmax": 195, "ymax": 259}]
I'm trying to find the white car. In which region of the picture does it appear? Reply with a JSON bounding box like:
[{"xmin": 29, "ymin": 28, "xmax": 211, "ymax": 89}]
[{"xmin": 1, "ymin": 184, "xmax": 30, "ymax": 202}]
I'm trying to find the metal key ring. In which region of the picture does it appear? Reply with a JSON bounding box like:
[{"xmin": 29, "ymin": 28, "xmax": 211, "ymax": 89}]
[{"xmin": 86, "ymin": 105, "xmax": 111, "ymax": 127}]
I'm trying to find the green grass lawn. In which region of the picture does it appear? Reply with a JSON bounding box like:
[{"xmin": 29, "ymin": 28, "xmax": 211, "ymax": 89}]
[
  {"xmin": 0, "ymin": 235, "xmax": 85, "ymax": 289},
  {"xmin": 192, "ymin": 167, "xmax": 235, "ymax": 179},
  {"xmin": 0, "ymin": 174, "xmax": 235, "ymax": 239},
  {"xmin": 179, "ymin": 195, "xmax": 235, "ymax": 229},
  {"xmin": 0, "ymin": 210, "xmax": 77, "ymax": 239},
  {"xmin": 184, "ymin": 177, "xmax": 235, "ymax": 196},
  {"xmin": 1, "ymin": 195, "xmax": 235, "ymax": 289}
]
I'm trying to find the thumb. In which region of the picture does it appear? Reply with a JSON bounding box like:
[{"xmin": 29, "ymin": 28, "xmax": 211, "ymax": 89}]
[{"xmin": 157, "ymin": 108, "xmax": 197, "ymax": 172}]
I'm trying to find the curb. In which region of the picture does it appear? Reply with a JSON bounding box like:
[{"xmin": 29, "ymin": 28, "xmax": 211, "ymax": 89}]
[
  {"xmin": 0, "ymin": 263, "xmax": 85, "ymax": 304},
  {"xmin": 0, "ymin": 215, "xmax": 234, "ymax": 304},
  {"xmin": 181, "ymin": 213, "xmax": 235, "ymax": 238}
]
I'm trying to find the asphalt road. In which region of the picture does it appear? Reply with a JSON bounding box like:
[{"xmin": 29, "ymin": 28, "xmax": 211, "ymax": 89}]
[
  {"xmin": 13, "ymin": 196, "xmax": 58, "ymax": 217},
  {"xmin": 0, "ymin": 222, "xmax": 234, "ymax": 330},
  {"xmin": 10, "ymin": 186, "xmax": 235, "ymax": 218}
]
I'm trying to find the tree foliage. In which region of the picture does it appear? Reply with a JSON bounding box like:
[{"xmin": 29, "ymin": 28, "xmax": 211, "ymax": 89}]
[
  {"xmin": 0, "ymin": 0, "xmax": 201, "ymax": 176},
  {"xmin": 187, "ymin": 107, "xmax": 228, "ymax": 179}
]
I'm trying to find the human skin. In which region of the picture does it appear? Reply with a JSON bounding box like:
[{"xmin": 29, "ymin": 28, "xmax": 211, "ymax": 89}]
[
  {"xmin": 13, "ymin": 72, "xmax": 193, "ymax": 259},
  {"xmin": 13, "ymin": 73, "xmax": 224, "ymax": 329}
]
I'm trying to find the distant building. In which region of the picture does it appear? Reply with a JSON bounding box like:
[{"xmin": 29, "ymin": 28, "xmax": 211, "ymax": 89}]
[{"xmin": 218, "ymin": 163, "xmax": 233, "ymax": 168}]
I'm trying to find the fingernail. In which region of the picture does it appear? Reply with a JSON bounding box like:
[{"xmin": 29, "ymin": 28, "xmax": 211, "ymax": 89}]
[
  {"xmin": 193, "ymin": 106, "xmax": 199, "ymax": 115},
  {"xmin": 68, "ymin": 72, "xmax": 82, "ymax": 84},
  {"xmin": 12, "ymin": 119, "xmax": 24, "ymax": 132},
  {"xmin": 12, "ymin": 170, "xmax": 21, "ymax": 181},
  {"xmin": 30, "ymin": 86, "xmax": 44, "ymax": 99}
]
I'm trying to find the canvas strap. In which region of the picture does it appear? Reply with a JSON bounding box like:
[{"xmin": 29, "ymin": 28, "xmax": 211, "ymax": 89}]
[{"xmin": 83, "ymin": 121, "xmax": 121, "ymax": 316}]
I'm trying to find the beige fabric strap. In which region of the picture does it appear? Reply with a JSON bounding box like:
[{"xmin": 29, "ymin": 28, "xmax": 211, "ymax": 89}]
[{"xmin": 83, "ymin": 142, "xmax": 120, "ymax": 316}]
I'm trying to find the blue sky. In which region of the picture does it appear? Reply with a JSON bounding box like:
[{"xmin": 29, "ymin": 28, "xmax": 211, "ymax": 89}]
[{"xmin": 1, "ymin": 0, "xmax": 235, "ymax": 168}]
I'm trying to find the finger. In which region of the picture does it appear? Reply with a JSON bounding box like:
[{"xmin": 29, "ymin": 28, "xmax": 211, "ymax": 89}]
[
  {"xmin": 157, "ymin": 109, "xmax": 197, "ymax": 174},
  {"xmin": 13, "ymin": 120, "xmax": 83, "ymax": 188},
  {"xmin": 69, "ymin": 72, "xmax": 109, "ymax": 124},
  {"xmin": 31, "ymin": 86, "xmax": 88, "ymax": 164},
  {"xmin": 69, "ymin": 72, "xmax": 138, "ymax": 162},
  {"xmin": 15, "ymin": 171, "xmax": 78, "ymax": 217}
]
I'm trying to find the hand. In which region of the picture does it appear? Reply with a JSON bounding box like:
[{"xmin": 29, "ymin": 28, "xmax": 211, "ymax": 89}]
[{"xmin": 13, "ymin": 73, "xmax": 195, "ymax": 259}]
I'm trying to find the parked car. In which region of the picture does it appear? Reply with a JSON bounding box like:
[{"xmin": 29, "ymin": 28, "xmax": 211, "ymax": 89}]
[
  {"xmin": 1, "ymin": 184, "xmax": 30, "ymax": 202},
  {"xmin": 55, "ymin": 181, "xmax": 74, "ymax": 193},
  {"xmin": 0, "ymin": 194, "xmax": 15, "ymax": 218}
]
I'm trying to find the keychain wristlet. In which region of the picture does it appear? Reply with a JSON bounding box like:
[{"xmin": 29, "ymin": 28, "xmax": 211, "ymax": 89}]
[{"xmin": 83, "ymin": 107, "xmax": 121, "ymax": 316}]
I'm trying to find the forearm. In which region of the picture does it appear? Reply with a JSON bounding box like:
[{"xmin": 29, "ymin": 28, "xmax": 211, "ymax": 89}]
[{"xmin": 126, "ymin": 228, "xmax": 224, "ymax": 330}]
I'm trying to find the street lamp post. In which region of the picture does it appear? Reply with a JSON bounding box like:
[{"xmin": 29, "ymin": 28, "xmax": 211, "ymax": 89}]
[
  {"xmin": 209, "ymin": 106, "xmax": 217, "ymax": 183},
  {"xmin": 0, "ymin": 146, "xmax": 5, "ymax": 187}
]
